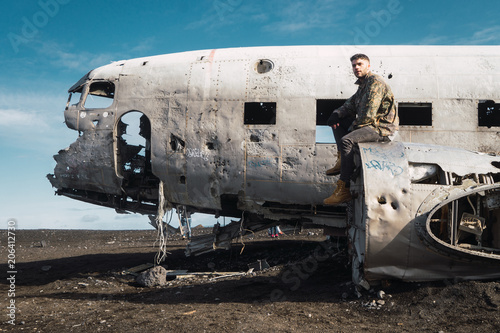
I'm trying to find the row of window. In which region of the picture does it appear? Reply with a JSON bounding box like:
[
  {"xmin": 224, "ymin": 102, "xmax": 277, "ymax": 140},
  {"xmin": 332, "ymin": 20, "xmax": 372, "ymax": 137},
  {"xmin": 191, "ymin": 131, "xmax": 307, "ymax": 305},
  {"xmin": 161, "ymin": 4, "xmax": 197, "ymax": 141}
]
[
  {"xmin": 244, "ymin": 100, "xmax": 500, "ymax": 127},
  {"xmin": 73, "ymin": 82, "xmax": 499, "ymax": 128}
]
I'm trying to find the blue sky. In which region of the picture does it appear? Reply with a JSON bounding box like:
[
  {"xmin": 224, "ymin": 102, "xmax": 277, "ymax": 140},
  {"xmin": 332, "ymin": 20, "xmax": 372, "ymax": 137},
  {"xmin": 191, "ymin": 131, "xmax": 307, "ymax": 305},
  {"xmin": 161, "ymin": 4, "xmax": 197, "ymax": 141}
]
[{"xmin": 1, "ymin": 0, "xmax": 499, "ymax": 230}]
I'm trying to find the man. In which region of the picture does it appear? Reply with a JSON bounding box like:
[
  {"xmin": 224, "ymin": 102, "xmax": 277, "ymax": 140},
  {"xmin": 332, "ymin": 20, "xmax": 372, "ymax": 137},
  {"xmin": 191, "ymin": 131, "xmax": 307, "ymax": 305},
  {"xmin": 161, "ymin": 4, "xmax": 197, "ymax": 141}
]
[
  {"xmin": 178, "ymin": 205, "xmax": 192, "ymax": 239},
  {"xmin": 323, "ymin": 54, "xmax": 398, "ymax": 205}
]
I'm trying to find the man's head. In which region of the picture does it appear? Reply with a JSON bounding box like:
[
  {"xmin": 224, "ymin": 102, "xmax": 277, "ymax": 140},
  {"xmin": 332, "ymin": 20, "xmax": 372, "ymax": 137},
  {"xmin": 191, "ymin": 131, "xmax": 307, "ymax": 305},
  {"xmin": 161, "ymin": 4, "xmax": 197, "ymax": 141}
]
[{"xmin": 350, "ymin": 54, "xmax": 371, "ymax": 79}]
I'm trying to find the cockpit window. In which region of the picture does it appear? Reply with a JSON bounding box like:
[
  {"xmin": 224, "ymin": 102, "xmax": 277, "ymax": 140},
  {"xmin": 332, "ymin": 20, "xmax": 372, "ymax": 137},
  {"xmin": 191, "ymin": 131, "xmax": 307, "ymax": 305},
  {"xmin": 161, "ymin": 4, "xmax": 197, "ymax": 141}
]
[
  {"xmin": 66, "ymin": 91, "xmax": 82, "ymax": 109},
  {"xmin": 83, "ymin": 81, "xmax": 115, "ymax": 109}
]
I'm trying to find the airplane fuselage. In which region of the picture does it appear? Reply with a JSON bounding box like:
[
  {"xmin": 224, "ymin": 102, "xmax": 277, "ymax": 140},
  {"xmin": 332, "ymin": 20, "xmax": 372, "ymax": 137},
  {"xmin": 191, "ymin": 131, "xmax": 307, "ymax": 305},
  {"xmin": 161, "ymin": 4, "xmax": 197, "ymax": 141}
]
[
  {"xmin": 48, "ymin": 45, "xmax": 500, "ymax": 286},
  {"xmin": 49, "ymin": 45, "xmax": 500, "ymax": 223}
]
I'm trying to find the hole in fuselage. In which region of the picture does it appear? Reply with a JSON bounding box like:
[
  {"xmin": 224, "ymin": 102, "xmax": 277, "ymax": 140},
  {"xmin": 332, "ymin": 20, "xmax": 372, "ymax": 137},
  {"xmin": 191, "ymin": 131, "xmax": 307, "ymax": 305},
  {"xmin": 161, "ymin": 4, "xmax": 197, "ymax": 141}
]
[
  {"xmin": 117, "ymin": 112, "xmax": 148, "ymax": 175},
  {"xmin": 115, "ymin": 111, "xmax": 158, "ymax": 203}
]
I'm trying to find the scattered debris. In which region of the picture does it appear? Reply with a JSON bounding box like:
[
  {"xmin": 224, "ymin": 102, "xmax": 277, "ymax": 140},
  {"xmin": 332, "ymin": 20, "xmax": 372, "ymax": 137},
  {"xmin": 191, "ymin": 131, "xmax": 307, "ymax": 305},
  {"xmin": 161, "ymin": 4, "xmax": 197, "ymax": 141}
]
[
  {"xmin": 122, "ymin": 263, "xmax": 154, "ymax": 276},
  {"xmin": 4, "ymin": 228, "xmax": 497, "ymax": 331},
  {"xmin": 248, "ymin": 259, "xmax": 270, "ymax": 271},
  {"xmin": 362, "ymin": 300, "xmax": 382, "ymax": 310},
  {"xmin": 41, "ymin": 265, "xmax": 52, "ymax": 272},
  {"xmin": 166, "ymin": 270, "xmax": 189, "ymax": 278},
  {"xmin": 126, "ymin": 263, "xmax": 262, "ymax": 286},
  {"xmin": 210, "ymin": 272, "xmax": 247, "ymax": 280},
  {"xmin": 167, "ymin": 270, "xmax": 250, "ymax": 281},
  {"xmin": 136, "ymin": 266, "xmax": 168, "ymax": 287}
]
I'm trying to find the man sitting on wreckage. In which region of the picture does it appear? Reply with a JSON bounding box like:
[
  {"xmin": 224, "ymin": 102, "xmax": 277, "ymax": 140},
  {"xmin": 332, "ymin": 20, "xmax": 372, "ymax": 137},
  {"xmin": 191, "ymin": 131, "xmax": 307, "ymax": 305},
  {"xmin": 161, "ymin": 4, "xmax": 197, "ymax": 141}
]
[{"xmin": 324, "ymin": 54, "xmax": 399, "ymax": 205}]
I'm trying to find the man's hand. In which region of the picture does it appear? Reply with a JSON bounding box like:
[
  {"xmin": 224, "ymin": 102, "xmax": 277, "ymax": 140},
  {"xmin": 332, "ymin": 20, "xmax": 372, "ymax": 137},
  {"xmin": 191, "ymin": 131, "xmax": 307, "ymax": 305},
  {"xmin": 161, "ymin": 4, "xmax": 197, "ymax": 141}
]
[{"xmin": 327, "ymin": 111, "xmax": 340, "ymax": 129}]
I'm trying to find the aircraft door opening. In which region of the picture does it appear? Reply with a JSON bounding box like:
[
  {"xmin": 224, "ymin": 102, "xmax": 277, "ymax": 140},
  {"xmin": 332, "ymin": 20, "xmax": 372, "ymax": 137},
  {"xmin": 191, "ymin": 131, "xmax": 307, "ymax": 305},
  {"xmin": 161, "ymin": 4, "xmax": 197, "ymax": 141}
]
[
  {"xmin": 115, "ymin": 111, "xmax": 159, "ymax": 209},
  {"xmin": 316, "ymin": 99, "xmax": 346, "ymax": 143}
]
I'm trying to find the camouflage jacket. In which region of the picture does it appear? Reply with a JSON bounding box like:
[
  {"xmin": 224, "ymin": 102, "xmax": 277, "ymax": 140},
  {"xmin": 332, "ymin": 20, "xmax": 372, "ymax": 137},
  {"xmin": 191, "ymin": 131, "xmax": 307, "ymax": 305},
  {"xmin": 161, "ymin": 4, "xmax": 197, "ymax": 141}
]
[{"xmin": 335, "ymin": 71, "xmax": 398, "ymax": 136}]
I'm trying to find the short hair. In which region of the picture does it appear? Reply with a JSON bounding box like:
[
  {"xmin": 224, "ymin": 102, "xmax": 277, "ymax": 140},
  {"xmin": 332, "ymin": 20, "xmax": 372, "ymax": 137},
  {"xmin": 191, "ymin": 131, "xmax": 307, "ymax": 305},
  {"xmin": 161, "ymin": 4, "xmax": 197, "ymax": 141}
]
[{"xmin": 350, "ymin": 54, "xmax": 370, "ymax": 63}]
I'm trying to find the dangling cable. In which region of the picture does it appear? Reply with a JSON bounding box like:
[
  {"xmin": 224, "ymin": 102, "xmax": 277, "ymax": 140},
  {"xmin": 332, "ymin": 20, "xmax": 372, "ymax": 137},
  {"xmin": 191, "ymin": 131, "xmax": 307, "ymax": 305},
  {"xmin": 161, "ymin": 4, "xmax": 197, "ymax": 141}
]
[
  {"xmin": 154, "ymin": 181, "xmax": 170, "ymax": 265},
  {"xmin": 239, "ymin": 212, "xmax": 246, "ymax": 254}
]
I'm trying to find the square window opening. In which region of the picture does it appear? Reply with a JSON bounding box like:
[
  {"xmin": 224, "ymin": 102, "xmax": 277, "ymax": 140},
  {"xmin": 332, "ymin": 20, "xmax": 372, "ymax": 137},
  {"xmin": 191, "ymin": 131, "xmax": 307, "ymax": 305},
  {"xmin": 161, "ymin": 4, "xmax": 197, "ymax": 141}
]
[
  {"xmin": 315, "ymin": 99, "xmax": 346, "ymax": 143},
  {"xmin": 244, "ymin": 102, "xmax": 276, "ymax": 125},
  {"xmin": 478, "ymin": 100, "xmax": 500, "ymax": 128},
  {"xmin": 398, "ymin": 102, "xmax": 432, "ymax": 126}
]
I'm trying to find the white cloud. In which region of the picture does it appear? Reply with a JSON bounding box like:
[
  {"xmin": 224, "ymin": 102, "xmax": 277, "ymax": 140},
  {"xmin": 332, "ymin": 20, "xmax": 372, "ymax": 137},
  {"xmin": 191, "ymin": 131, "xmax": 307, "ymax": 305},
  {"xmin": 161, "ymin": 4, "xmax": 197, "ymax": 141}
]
[
  {"xmin": 265, "ymin": 22, "xmax": 311, "ymax": 34},
  {"xmin": 185, "ymin": 0, "xmax": 347, "ymax": 36},
  {"xmin": 0, "ymin": 89, "xmax": 76, "ymax": 155},
  {"xmin": 130, "ymin": 37, "xmax": 157, "ymax": 54},
  {"xmin": 250, "ymin": 13, "xmax": 269, "ymax": 23},
  {"xmin": 34, "ymin": 40, "xmax": 117, "ymax": 71},
  {"xmin": 25, "ymin": 38, "xmax": 158, "ymax": 73},
  {"xmin": 460, "ymin": 26, "xmax": 500, "ymax": 44},
  {"xmin": 0, "ymin": 108, "xmax": 44, "ymax": 127},
  {"xmin": 0, "ymin": 94, "xmax": 58, "ymax": 128},
  {"xmin": 0, "ymin": 108, "xmax": 52, "ymax": 149},
  {"xmin": 11, "ymin": 39, "xmax": 118, "ymax": 73},
  {"xmin": 81, "ymin": 215, "xmax": 100, "ymax": 223},
  {"xmin": 413, "ymin": 34, "xmax": 449, "ymax": 45},
  {"xmin": 114, "ymin": 213, "xmax": 145, "ymax": 220},
  {"xmin": 414, "ymin": 25, "xmax": 500, "ymax": 46},
  {"xmin": 261, "ymin": 0, "xmax": 347, "ymax": 34}
]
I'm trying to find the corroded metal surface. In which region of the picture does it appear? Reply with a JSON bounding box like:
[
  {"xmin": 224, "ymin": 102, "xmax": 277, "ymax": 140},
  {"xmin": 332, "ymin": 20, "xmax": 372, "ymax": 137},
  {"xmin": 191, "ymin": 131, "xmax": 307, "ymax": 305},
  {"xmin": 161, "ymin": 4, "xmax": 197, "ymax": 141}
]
[
  {"xmin": 354, "ymin": 142, "xmax": 500, "ymax": 285},
  {"xmin": 48, "ymin": 46, "xmax": 500, "ymax": 285}
]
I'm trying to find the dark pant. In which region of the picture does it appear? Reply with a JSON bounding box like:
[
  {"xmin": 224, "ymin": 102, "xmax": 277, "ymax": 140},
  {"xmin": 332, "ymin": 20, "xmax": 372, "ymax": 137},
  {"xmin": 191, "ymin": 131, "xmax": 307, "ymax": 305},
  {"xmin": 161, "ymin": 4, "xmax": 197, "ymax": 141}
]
[{"xmin": 332, "ymin": 118, "xmax": 386, "ymax": 185}]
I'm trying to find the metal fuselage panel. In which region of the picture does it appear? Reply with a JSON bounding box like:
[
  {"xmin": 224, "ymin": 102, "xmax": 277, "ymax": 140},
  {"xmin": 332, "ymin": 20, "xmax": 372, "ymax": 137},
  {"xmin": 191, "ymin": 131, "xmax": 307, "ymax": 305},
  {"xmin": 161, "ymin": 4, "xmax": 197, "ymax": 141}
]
[
  {"xmin": 50, "ymin": 45, "xmax": 500, "ymax": 225},
  {"xmin": 357, "ymin": 142, "xmax": 500, "ymax": 282}
]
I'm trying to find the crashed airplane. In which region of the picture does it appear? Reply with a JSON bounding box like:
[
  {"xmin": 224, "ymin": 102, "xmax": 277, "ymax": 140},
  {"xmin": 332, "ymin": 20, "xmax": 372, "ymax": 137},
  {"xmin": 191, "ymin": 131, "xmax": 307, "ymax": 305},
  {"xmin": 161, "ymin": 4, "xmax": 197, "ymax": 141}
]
[{"xmin": 48, "ymin": 45, "xmax": 500, "ymax": 288}]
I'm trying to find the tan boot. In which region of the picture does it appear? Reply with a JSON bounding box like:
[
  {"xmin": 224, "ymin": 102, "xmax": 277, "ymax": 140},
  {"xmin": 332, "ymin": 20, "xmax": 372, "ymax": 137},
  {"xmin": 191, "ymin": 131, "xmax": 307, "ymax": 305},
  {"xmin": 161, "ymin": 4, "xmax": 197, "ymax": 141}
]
[
  {"xmin": 323, "ymin": 180, "xmax": 352, "ymax": 205},
  {"xmin": 326, "ymin": 152, "xmax": 341, "ymax": 176}
]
